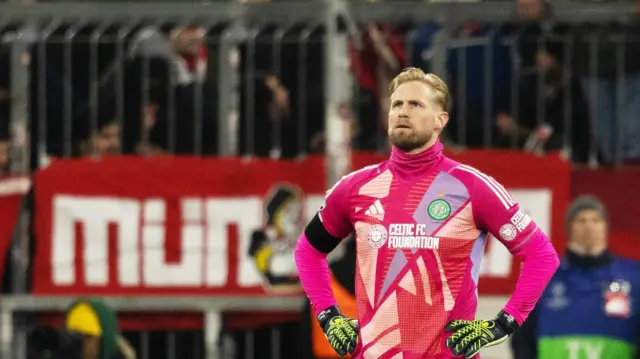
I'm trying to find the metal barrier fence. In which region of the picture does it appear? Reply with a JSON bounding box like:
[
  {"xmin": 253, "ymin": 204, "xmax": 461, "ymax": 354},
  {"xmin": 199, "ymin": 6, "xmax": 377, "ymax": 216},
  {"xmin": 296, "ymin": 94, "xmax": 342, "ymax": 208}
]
[
  {"xmin": 7, "ymin": 20, "xmax": 640, "ymax": 165},
  {"xmin": 0, "ymin": 1, "xmax": 639, "ymax": 359},
  {"xmin": 0, "ymin": 1, "xmax": 356, "ymax": 183},
  {"xmin": 0, "ymin": 1, "xmax": 637, "ymax": 174}
]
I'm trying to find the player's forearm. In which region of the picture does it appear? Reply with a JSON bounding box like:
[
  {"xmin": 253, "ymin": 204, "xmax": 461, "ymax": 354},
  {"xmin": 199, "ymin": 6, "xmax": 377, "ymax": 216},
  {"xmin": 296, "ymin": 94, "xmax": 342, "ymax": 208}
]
[
  {"xmin": 504, "ymin": 230, "xmax": 560, "ymax": 324},
  {"xmin": 294, "ymin": 234, "xmax": 337, "ymax": 316}
]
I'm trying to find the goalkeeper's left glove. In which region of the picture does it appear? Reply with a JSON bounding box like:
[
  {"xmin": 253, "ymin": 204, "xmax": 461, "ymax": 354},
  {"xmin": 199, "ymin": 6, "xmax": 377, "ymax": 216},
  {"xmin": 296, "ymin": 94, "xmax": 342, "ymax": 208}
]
[
  {"xmin": 445, "ymin": 310, "xmax": 519, "ymax": 358},
  {"xmin": 317, "ymin": 305, "xmax": 359, "ymax": 356}
]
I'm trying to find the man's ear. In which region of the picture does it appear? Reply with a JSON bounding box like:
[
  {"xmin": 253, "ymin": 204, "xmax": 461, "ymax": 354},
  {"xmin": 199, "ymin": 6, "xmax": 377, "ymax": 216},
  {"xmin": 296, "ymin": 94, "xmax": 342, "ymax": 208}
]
[{"xmin": 435, "ymin": 112, "xmax": 449, "ymax": 131}]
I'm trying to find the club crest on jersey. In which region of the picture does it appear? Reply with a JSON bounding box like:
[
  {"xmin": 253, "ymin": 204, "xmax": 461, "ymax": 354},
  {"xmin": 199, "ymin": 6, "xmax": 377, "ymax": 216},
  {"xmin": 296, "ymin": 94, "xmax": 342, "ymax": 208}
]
[
  {"xmin": 604, "ymin": 280, "xmax": 632, "ymax": 318},
  {"xmin": 427, "ymin": 199, "xmax": 451, "ymax": 221},
  {"xmin": 367, "ymin": 224, "xmax": 388, "ymax": 248}
]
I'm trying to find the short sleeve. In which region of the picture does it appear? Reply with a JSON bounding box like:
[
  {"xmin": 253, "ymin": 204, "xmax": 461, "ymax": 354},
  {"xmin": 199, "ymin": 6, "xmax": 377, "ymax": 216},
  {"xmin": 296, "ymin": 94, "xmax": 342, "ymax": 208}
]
[
  {"xmin": 469, "ymin": 170, "xmax": 540, "ymax": 253},
  {"xmin": 317, "ymin": 175, "xmax": 354, "ymax": 240}
]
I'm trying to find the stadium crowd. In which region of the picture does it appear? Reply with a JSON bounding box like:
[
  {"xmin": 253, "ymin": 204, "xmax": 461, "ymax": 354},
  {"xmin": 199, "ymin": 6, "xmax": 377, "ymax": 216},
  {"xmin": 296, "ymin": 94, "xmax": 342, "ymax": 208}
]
[{"xmin": 0, "ymin": 0, "xmax": 637, "ymax": 172}]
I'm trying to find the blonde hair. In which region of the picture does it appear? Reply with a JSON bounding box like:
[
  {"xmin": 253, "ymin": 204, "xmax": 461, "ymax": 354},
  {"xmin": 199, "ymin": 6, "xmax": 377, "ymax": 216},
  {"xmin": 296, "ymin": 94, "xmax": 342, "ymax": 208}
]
[{"xmin": 388, "ymin": 67, "xmax": 450, "ymax": 111}]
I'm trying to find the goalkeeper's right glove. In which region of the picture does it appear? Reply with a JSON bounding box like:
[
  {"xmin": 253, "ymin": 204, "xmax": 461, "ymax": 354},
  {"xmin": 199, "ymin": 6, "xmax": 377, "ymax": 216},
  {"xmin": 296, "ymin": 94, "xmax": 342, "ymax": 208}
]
[{"xmin": 317, "ymin": 305, "xmax": 359, "ymax": 356}]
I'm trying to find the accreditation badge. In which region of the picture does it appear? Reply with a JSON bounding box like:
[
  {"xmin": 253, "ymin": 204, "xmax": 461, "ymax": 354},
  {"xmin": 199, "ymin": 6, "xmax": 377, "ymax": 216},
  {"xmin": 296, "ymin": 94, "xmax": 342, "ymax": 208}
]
[{"xmin": 603, "ymin": 280, "xmax": 632, "ymax": 319}]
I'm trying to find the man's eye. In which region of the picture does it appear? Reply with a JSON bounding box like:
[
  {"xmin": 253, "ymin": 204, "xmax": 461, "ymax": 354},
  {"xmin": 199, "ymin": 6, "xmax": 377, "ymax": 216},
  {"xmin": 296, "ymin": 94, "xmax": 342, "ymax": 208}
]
[{"xmin": 411, "ymin": 102, "xmax": 421, "ymax": 108}]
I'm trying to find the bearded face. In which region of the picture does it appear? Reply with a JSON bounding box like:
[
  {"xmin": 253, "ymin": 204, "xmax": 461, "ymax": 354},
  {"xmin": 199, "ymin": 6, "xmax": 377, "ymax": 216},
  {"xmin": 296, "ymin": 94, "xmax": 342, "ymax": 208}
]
[
  {"xmin": 388, "ymin": 81, "xmax": 443, "ymax": 153},
  {"xmin": 388, "ymin": 120, "xmax": 433, "ymax": 152}
]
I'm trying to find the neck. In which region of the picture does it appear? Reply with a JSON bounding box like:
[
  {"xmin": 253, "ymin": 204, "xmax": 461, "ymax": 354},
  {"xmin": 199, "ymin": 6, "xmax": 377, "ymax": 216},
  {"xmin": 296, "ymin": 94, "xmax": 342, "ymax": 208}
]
[
  {"xmin": 566, "ymin": 247, "xmax": 611, "ymax": 268},
  {"xmin": 406, "ymin": 136, "xmax": 440, "ymax": 155},
  {"xmin": 389, "ymin": 140, "xmax": 443, "ymax": 178},
  {"xmin": 567, "ymin": 241, "xmax": 607, "ymax": 257}
]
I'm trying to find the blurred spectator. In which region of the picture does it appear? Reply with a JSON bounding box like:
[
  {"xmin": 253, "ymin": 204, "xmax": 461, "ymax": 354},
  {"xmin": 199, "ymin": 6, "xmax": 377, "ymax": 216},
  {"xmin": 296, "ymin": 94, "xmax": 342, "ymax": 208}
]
[
  {"xmin": 145, "ymin": 80, "xmax": 218, "ymax": 155},
  {"xmin": 92, "ymin": 56, "xmax": 172, "ymax": 155},
  {"xmin": 494, "ymin": 38, "xmax": 591, "ymax": 163},
  {"xmin": 441, "ymin": 22, "xmax": 512, "ymax": 148},
  {"xmin": 411, "ymin": 23, "xmax": 461, "ymax": 150},
  {"xmin": 511, "ymin": 196, "xmax": 640, "ymax": 359},
  {"xmin": 28, "ymin": 298, "xmax": 137, "ymax": 359},
  {"xmin": 77, "ymin": 121, "xmax": 121, "ymax": 157},
  {"xmin": 238, "ymin": 24, "xmax": 322, "ymax": 158},
  {"xmin": 28, "ymin": 23, "xmax": 125, "ymax": 165},
  {"xmin": 126, "ymin": 25, "xmax": 218, "ymax": 155},
  {"xmin": 349, "ymin": 23, "xmax": 406, "ymax": 151},
  {"xmin": 64, "ymin": 299, "xmax": 137, "ymax": 359},
  {"xmin": 27, "ymin": 22, "xmax": 216, "ymax": 164},
  {"xmin": 129, "ymin": 24, "xmax": 207, "ymax": 85},
  {"xmin": 169, "ymin": 26, "xmax": 208, "ymax": 84},
  {"xmin": 20, "ymin": 6, "xmax": 640, "ymax": 165},
  {"xmin": 573, "ymin": 23, "xmax": 640, "ymax": 164},
  {"xmin": 517, "ymin": 0, "xmax": 549, "ymax": 21}
]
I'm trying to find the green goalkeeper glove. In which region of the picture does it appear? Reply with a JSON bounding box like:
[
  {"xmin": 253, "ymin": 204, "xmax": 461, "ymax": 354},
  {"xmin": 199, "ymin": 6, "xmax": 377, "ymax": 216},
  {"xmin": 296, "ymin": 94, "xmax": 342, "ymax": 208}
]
[
  {"xmin": 317, "ymin": 305, "xmax": 359, "ymax": 356},
  {"xmin": 445, "ymin": 310, "xmax": 519, "ymax": 358}
]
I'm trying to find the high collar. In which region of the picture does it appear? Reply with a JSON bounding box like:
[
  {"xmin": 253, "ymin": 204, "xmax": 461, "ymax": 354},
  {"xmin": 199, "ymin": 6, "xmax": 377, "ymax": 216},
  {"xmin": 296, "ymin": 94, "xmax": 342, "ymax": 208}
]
[
  {"xmin": 566, "ymin": 248, "xmax": 612, "ymax": 268},
  {"xmin": 389, "ymin": 140, "xmax": 443, "ymax": 178}
]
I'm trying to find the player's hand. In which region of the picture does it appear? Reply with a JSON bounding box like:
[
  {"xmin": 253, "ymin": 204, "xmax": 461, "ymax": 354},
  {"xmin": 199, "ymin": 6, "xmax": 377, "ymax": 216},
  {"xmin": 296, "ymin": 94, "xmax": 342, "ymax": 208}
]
[
  {"xmin": 317, "ymin": 305, "xmax": 359, "ymax": 356},
  {"xmin": 445, "ymin": 310, "xmax": 519, "ymax": 358}
]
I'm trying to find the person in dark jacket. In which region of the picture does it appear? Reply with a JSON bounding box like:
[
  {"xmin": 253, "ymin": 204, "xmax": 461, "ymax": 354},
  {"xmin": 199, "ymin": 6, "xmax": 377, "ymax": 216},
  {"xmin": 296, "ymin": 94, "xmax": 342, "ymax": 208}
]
[
  {"xmin": 494, "ymin": 36, "xmax": 591, "ymax": 163},
  {"xmin": 573, "ymin": 23, "xmax": 640, "ymax": 163},
  {"xmin": 511, "ymin": 196, "xmax": 640, "ymax": 359}
]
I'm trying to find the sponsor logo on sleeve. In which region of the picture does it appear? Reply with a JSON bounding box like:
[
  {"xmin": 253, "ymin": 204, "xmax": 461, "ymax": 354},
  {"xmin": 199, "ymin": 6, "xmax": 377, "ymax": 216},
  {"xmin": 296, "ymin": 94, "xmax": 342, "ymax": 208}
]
[
  {"xmin": 498, "ymin": 223, "xmax": 517, "ymax": 241},
  {"xmin": 510, "ymin": 209, "xmax": 532, "ymax": 232}
]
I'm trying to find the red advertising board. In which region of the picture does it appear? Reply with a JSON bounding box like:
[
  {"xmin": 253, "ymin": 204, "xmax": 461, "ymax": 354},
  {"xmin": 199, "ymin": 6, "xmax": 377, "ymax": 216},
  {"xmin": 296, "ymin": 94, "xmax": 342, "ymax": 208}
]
[
  {"xmin": 33, "ymin": 156, "xmax": 325, "ymax": 296},
  {"xmin": 31, "ymin": 152, "xmax": 570, "ymax": 297}
]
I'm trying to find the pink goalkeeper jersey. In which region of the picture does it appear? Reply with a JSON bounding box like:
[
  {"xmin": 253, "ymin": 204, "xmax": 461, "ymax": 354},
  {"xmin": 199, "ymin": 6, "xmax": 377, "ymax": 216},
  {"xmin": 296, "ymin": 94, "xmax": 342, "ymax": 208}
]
[{"xmin": 318, "ymin": 141, "xmax": 541, "ymax": 359}]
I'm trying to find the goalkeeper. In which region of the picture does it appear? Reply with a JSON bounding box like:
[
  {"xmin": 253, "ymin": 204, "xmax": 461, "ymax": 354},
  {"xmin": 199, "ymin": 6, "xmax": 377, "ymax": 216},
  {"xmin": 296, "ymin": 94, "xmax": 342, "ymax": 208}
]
[{"xmin": 294, "ymin": 68, "xmax": 560, "ymax": 358}]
